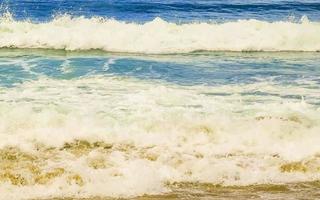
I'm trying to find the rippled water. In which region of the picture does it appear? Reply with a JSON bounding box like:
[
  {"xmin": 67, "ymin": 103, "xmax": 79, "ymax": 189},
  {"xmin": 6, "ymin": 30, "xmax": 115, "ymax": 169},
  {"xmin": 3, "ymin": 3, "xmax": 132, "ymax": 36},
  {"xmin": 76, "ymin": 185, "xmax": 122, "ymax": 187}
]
[{"xmin": 3, "ymin": 0, "xmax": 320, "ymax": 22}]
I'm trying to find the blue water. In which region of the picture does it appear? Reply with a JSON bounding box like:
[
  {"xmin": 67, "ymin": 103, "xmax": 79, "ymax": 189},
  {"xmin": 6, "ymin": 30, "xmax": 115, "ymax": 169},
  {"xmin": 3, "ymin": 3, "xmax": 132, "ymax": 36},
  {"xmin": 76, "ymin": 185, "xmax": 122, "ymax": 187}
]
[
  {"xmin": 1, "ymin": 51, "xmax": 319, "ymax": 105},
  {"xmin": 0, "ymin": 0, "xmax": 320, "ymax": 103},
  {"xmin": 2, "ymin": 0, "xmax": 320, "ymax": 22},
  {"xmin": 0, "ymin": 1, "xmax": 319, "ymax": 105}
]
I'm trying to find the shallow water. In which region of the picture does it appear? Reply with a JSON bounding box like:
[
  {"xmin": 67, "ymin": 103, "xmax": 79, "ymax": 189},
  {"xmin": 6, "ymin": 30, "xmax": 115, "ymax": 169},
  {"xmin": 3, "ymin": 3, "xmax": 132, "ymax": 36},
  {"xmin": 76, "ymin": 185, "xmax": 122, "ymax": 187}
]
[{"xmin": 0, "ymin": 50, "xmax": 319, "ymax": 199}]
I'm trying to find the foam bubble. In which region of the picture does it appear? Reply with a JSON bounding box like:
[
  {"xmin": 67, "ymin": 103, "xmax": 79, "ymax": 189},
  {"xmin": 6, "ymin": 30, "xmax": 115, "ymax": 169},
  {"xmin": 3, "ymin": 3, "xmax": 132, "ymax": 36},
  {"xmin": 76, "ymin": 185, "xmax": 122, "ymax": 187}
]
[
  {"xmin": 0, "ymin": 77, "xmax": 320, "ymax": 199},
  {"xmin": 0, "ymin": 15, "xmax": 320, "ymax": 53}
]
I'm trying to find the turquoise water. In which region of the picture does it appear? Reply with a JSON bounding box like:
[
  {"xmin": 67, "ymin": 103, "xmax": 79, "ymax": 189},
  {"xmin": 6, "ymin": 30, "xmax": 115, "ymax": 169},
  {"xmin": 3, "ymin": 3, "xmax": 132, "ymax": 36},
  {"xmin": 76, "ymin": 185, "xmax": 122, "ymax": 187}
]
[{"xmin": 1, "ymin": 50, "xmax": 320, "ymax": 90}]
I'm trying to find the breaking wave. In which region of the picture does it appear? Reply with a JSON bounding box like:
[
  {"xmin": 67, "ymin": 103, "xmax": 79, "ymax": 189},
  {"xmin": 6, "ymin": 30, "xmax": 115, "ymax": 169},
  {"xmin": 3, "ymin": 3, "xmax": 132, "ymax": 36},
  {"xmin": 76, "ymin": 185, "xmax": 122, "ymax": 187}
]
[
  {"xmin": 0, "ymin": 77, "xmax": 320, "ymax": 199},
  {"xmin": 0, "ymin": 13, "xmax": 320, "ymax": 53}
]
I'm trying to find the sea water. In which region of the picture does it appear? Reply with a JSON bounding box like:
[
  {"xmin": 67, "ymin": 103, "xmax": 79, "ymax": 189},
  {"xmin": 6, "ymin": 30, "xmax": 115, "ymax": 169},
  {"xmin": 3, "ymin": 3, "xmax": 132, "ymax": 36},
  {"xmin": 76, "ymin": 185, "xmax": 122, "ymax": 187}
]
[{"xmin": 0, "ymin": 1, "xmax": 320, "ymax": 199}]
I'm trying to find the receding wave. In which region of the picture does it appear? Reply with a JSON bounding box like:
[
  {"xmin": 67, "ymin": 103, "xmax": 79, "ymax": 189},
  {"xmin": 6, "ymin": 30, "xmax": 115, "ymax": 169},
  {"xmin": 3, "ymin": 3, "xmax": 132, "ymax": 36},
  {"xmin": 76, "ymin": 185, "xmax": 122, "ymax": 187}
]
[
  {"xmin": 0, "ymin": 13, "xmax": 320, "ymax": 54},
  {"xmin": 1, "ymin": 77, "xmax": 320, "ymax": 199}
]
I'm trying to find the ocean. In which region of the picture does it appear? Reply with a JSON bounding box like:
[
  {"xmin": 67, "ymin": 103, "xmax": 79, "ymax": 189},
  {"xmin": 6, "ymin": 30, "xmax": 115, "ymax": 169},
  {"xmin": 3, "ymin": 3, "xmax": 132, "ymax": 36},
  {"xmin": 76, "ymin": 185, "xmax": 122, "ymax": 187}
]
[{"xmin": 0, "ymin": 1, "xmax": 320, "ymax": 199}]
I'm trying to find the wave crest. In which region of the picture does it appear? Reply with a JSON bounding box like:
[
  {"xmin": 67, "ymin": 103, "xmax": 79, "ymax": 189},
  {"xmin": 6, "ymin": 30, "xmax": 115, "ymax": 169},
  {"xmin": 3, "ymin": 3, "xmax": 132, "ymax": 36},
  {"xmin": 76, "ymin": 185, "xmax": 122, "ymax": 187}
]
[{"xmin": 0, "ymin": 14, "xmax": 320, "ymax": 53}]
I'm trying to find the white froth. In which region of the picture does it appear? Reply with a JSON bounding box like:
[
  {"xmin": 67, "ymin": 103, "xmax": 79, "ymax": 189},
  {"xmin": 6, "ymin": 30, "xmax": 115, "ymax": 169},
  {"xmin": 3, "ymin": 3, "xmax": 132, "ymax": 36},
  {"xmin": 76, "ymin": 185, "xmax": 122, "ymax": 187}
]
[
  {"xmin": 0, "ymin": 76, "xmax": 320, "ymax": 199},
  {"xmin": 0, "ymin": 14, "xmax": 320, "ymax": 53}
]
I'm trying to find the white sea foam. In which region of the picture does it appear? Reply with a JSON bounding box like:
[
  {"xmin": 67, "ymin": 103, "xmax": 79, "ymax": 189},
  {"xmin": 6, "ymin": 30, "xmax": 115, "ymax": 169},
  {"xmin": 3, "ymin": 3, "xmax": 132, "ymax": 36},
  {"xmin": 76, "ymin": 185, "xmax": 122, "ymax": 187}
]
[
  {"xmin": 0, "ymin": 14, "xmax": 320, "ymax": 53},
  {"xmin": 0, "ymin": 76, "xmax": 320, "ymax": 199}
]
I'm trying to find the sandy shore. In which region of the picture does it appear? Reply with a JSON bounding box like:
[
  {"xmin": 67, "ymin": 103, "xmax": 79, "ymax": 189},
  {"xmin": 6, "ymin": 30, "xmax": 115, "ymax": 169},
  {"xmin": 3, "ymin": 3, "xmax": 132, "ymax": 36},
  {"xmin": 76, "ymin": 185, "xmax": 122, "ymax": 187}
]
[{"xmin": 36, "ymin": 181, "xmax": 320, "ymax": 200}]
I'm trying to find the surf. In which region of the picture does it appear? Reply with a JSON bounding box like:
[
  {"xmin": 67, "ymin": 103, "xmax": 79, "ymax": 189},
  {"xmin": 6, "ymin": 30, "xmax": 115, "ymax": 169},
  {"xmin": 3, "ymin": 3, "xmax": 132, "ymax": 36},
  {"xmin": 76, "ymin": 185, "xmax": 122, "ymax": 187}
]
[
  {"xmin": 0, "ymin": 13, "xmax": 320, "ymax": 54},
  {"xmin": 0, "ymin": 76, "xmax": 320, "ymax": 199}
]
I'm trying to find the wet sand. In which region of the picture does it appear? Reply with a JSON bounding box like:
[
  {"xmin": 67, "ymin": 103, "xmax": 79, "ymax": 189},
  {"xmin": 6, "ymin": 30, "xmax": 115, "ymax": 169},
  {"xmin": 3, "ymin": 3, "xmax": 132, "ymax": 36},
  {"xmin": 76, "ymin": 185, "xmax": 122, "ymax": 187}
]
[{"xmin": 39, "ymin": 181, "xmax": 320, "ymax": 200}]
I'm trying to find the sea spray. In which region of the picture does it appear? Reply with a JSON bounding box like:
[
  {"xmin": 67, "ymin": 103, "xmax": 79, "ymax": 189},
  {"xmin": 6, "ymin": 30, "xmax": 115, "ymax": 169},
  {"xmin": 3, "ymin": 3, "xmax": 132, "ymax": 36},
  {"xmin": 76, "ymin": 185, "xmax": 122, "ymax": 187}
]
[{"xmin": 0, "ymin": 15, "xmax": 319, "ymax": 53}]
